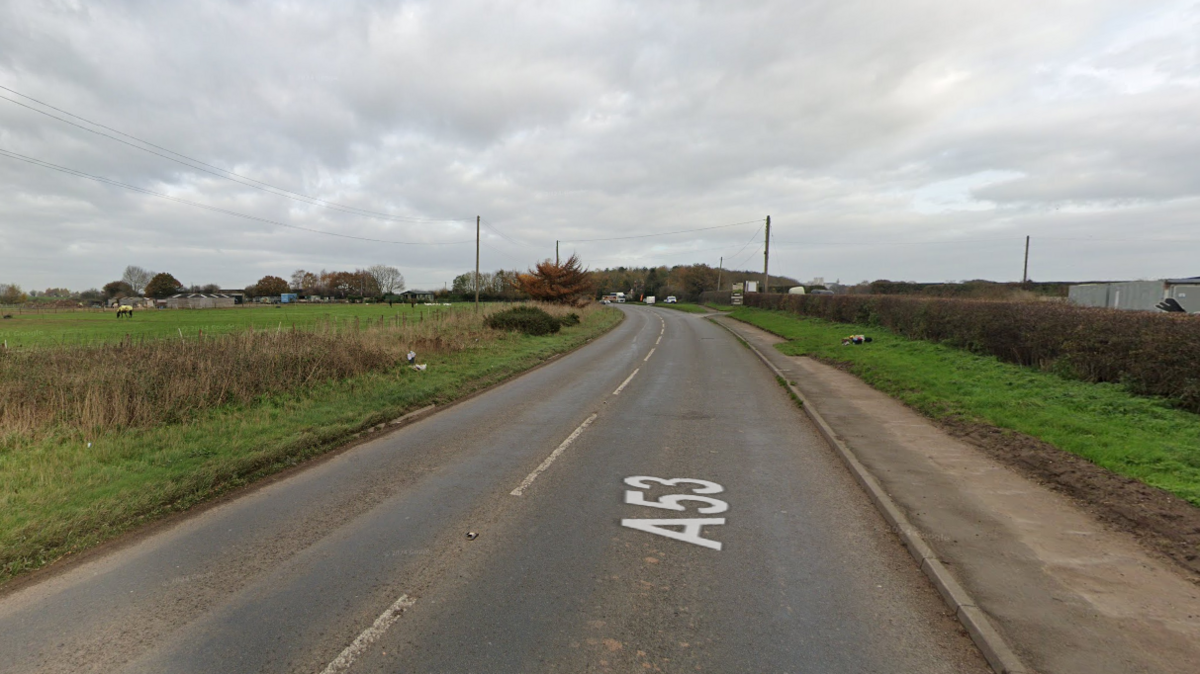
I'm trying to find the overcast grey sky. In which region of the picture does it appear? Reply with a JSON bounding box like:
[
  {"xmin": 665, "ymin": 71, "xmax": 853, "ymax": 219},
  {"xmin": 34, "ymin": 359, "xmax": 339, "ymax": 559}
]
[{"xmin": 2, "ymin": 0, "xmax": 1198, "ymax": 291}]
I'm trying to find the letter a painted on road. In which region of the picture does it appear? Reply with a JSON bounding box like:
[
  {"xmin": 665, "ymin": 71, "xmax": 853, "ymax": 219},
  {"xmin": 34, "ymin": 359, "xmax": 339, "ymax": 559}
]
[{"xmin": 620, "ymin": 518, "xmax": 725, "ymax": 550}]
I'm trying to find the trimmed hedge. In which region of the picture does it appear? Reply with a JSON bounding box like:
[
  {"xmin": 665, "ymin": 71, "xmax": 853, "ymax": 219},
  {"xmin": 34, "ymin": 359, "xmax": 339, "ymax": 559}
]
[
  {"xmin": 747, "ymin": 293, "xmax": 1200, "ymax": 413},
  {"xmin": 485, "ymin": 306, "xmax": 562, "ymax": 336}
]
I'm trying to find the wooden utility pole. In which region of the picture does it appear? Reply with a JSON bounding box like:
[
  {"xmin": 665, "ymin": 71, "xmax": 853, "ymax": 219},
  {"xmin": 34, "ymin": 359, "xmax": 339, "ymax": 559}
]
[
  {"xmin": 762, "ymin": 215, "xmax": 771, "ymax": 294},
  {"xmin": 474, "ymin": 215, "xmax": 480, "ymax": 313},
  {"xmin": 556, "ymin": 240, "xmax": 560, "ymax": 266},
  {"xmin": 717, "ymin": 256, "xmax": 723, "ymax": 291},
  {"xmin": 1022, "ymin": 235, "xmax": 1030, "ymax": 284}
]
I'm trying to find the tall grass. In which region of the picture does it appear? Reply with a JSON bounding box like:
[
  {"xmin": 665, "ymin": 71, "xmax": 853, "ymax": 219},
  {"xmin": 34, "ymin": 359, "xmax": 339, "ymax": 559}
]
[{"xmin": 0, "ymin": 303, "xmax": 586, "ymax": 442}]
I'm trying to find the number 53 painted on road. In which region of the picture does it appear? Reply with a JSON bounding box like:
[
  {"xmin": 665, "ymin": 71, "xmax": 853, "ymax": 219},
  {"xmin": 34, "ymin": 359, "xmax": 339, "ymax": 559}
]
[{"xmin": 620, "ymin": 476, "xmax": 727, "ymax": 550}]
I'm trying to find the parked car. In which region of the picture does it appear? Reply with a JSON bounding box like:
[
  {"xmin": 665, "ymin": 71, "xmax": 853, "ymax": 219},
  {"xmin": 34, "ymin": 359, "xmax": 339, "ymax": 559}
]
[{"xmin": 665, "ymin": 296, "xmax": 677, "ymax": 303}]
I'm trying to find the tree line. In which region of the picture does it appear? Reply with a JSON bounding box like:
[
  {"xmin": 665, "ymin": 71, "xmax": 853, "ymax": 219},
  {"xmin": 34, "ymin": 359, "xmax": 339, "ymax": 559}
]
[
  {"xmin": 3, "ymin": 258, "xmax": 804, "ymax": 307},
  {"xmin": 590, "ymin": 264, "xmax": 799, "ymax": 301}
]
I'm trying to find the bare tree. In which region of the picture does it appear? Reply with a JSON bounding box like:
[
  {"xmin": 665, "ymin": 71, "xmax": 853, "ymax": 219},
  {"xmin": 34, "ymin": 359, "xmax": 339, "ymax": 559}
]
[
  {"xmin": 122, "ymin": 266, "xmax": 154, "ymax": 294},
  {"xmin": 290, "ymin": 269, "xmax": 308, "ymax": 290},
  {"xmin": 366, "ymin": 264, "xmax": 405, "ymax": 295}
]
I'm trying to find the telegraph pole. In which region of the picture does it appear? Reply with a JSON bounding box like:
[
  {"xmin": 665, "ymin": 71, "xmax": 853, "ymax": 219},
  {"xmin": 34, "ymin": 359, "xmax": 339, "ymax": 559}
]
[
  {"xmin": 474, "ymin": 216, "xmax": 480, "ymax": 313},
  {"xmin": 556, "ymin": 240, "xmax": 560, "ymax": 266},
  {"xmin": 1022, "ymin": 235, "xmax": 1030, "ymax": 285},
  {"xmin": 762, "ymin": 215, "xmax": 771, "ymax": 294},
  {"xmin": 717, "ymin": 256, "xmax": 723, "ymax": 291}
]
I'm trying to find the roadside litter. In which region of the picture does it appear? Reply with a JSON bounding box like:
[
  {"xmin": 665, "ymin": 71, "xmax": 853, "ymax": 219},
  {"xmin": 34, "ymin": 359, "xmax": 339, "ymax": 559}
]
[
  {"xmin": 406, "ymin": 350, "xmax": 427, "ymax": 371},
  {"xmin": 841, "ymin": 335, "xmax": 872, "ymax": 345}
]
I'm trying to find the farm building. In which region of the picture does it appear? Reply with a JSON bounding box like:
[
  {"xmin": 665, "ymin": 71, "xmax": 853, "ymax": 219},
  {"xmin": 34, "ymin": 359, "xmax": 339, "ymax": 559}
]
[
  {"xmin": 217, "ymin": 289, "xmax": 246, "ymax": 305},
  {"xmin": 165, "ymin": 293, "xmax": 238, "ymax": 309},
  {"xmin": 108, "ymin": 296, "xmax": 153, "ymax": 308},
  {"xmin": 1068, "ymin": 278, "xmax": 1200, "ymax": 312},
  {"xmin": 398, "ymin": 289, "xmax": 435, "ymax": 303}
]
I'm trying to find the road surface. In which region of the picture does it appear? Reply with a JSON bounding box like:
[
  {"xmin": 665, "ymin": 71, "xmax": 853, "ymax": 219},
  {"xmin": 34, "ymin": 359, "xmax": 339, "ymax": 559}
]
[{"xmin": 0, "ymin": 306, "xmax": 988, "ymax": 673}]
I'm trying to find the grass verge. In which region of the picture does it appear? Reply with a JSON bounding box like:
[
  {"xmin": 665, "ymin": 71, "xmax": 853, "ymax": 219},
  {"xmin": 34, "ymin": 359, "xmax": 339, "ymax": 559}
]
[
  {"xmin": 729, "ymin": 307, "xmax": 1200, "ymax": 507},
  {"xmin": 657, "ymin": 302, "xmax": 709, "ymax": 314},
  {"xmin": 0, "ymin": 308, "xmax": 622, "ymax": 583}
]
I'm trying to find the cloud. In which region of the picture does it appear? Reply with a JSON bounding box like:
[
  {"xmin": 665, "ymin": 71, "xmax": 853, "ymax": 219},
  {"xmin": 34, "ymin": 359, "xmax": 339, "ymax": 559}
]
[{"xmin": 1, "ymin": 0, "xmax": 1197, "ymax": 291}]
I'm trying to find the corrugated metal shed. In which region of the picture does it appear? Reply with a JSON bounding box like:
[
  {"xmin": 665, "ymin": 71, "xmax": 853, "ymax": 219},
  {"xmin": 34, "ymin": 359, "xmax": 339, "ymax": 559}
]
[
  {"xmin": 165, "ymin": 293, "xmax": 237, "ymax": 309},
  {"xmin": 1167, "ymin": 284, "xmax": 1200, "ymax": 312},
  {"xmin": 1068, "ymin": 277, "xmax": 1200, "ymax": 312},
  {"xmin": 1068, "ymin": 284, "xmax": 1110, "ymax": 308}
]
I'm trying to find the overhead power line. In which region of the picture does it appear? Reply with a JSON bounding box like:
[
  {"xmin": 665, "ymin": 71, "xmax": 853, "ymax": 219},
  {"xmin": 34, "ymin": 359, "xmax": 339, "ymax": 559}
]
[
  {"xmin": 726, "ymin": 223, "xmax": 764, "ymax": 261},
  {"xmin": 559, "ymin": 219, "xmax": 761, "ymax": 243},
  {"xmin": 770, "ymin": 236, "xmax": 1020, "ymax": 247},
  {"xmin": 0, "ymin": 85, "xmax": 468, "ymax": 224},
  {"xmin": 0, "ymin": 147, "xmax": 474, "ymax": 246},
  {"xmin": 480, "ymin": 217, "xmax": 537, "ymax": 249}
]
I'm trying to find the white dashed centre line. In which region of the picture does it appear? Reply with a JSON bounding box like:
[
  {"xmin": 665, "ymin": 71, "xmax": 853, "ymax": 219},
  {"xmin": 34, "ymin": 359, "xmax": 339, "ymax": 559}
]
[
  {"xmin": 644, "ymin": 348, "xmax": 656, "ymax": 362},
  {"xmin": 511, "ymin": 413, "xmax": 600, "ymax": 496},
  {"xmin": 320, "ymin": 594, "xmax": 416, "ymax": 674},
  {"xmin": 613, "ymin": 368, "xmax": 640, "ymax": 395}
]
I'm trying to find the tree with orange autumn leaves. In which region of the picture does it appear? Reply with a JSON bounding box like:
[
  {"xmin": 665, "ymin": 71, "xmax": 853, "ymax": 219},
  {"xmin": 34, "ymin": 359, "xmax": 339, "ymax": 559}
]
[{"xmin": 515, "ymin": 254, "xmax": 595, "ymax": 304}]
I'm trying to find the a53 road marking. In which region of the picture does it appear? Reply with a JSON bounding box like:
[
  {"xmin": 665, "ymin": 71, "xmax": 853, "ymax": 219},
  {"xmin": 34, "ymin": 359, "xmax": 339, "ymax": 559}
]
[{"xmin": 620, "ymin": 476, "xmax": 728, "ymax": 550}]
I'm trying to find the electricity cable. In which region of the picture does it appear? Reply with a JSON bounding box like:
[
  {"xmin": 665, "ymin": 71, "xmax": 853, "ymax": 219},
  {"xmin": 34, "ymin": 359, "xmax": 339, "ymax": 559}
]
[
  {"xmin": 0, "ymin": 147, "xmax": 474, "ymax": 245},
  {"xmin": 559, "ymin": 219, "xmax": 760, "ymax": 243},
  {"xmin": 480, "ymin": 217, "xmax": 536, "ymax": 248},
  {"xmin": 0, "ymin": 86, "xmax": 468, "ymax": 224}
]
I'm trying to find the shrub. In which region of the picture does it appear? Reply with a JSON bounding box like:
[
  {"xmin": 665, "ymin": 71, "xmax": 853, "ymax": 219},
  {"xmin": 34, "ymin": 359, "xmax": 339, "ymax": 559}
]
[
  {"xmin": 485, "ymin": 306, "xmax": 562, "ymax": 336},
  {"xmin": 559, "ymin": 312, "xmax": 581, "ymax": 327},
  {"xmin": 747, "ymin": 293, "xmax": 1200, "ymax": 412}
]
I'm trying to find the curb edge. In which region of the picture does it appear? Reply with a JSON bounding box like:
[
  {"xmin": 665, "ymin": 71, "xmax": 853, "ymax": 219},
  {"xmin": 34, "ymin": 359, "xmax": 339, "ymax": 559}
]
[{"xmin": 710, "ymin": 316, "xmax": 1030, "ymax": 674}]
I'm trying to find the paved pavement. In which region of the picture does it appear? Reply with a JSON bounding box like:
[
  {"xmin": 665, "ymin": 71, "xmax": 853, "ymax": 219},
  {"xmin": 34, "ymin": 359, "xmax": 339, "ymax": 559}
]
[{"xmin": 0, "ymin": 305, "xmax": 988, "ymax": 674}]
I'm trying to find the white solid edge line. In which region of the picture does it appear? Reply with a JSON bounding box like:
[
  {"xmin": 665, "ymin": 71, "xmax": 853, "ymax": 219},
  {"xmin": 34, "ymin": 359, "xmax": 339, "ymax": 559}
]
[
  {"xmin": 319, "ymin": 594, "xmax": 416, "ymax": 674},
  {"xmin": 644, "ymin": 348, "xmax": 656, "ymax": 362},
  {"xmin": 511, "ymin": 413, "xmax": 599, "ymax": 496},
  {"xmin": 613, "ymin": 368, "xmax": 640, "ymax": 395}
]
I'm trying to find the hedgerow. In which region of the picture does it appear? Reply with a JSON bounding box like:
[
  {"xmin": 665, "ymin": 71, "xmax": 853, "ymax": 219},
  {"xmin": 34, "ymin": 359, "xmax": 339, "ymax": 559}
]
[{"xmin": 747, "ymin": 293, "xmax": 1200, "ymax": 412}]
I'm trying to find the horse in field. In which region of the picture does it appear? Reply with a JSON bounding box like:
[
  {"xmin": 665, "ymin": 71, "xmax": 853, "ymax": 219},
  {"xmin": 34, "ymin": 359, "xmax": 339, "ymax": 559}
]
[{"xmin": 116, "ymin": 305, "xmax": 134, "ymax": 319}]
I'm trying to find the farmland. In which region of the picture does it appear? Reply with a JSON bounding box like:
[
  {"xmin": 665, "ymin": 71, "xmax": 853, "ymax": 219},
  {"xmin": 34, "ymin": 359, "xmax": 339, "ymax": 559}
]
[
  {"xmin": 0, "ymin": 302, "xmax": 466, "ymax": 348},
  {"xmin": 0, "ymin": 303, "xmax": 622, "ymax": 580}
]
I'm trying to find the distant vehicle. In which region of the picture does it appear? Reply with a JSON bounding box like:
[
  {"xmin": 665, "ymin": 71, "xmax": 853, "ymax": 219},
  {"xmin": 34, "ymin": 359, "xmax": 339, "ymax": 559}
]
[
  {"xmin": 665, "ymin": 296, "xmax": 677, "ymax": 303},
  {"xmin": 788, "ymin": 287, "xmax": 806, "ymax": 295},
  {"xmin": 601, "ymin": 299, "xmax": 611, "ymax": 305},
  {"xmin": 645, "ymin": 296, "xmax": 656, "ymax": 305},
  {"xmin": 810, "ymin": 289, "xmax": 834, "ymax": 295}
]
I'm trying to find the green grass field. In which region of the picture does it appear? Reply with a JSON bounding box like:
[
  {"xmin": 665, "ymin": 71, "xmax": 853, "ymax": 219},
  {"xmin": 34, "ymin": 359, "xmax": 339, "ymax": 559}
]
[
  {"xmin": 729, "ymin": 307, "xmax": 1200, "ymax": 507},
  {"xmin": 0, "ymin": 307, "xmax": 623, "ymax": 582},
  {"xmin": 0, "ymin": 303, "xmax": 468, "ymax": 347}
]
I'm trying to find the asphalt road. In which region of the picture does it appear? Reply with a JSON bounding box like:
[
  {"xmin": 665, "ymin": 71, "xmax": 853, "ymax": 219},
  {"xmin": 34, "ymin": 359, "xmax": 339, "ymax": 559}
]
[{"xmin": 0, "ymin": 306, "xmax": 989, "ymax": 674}]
